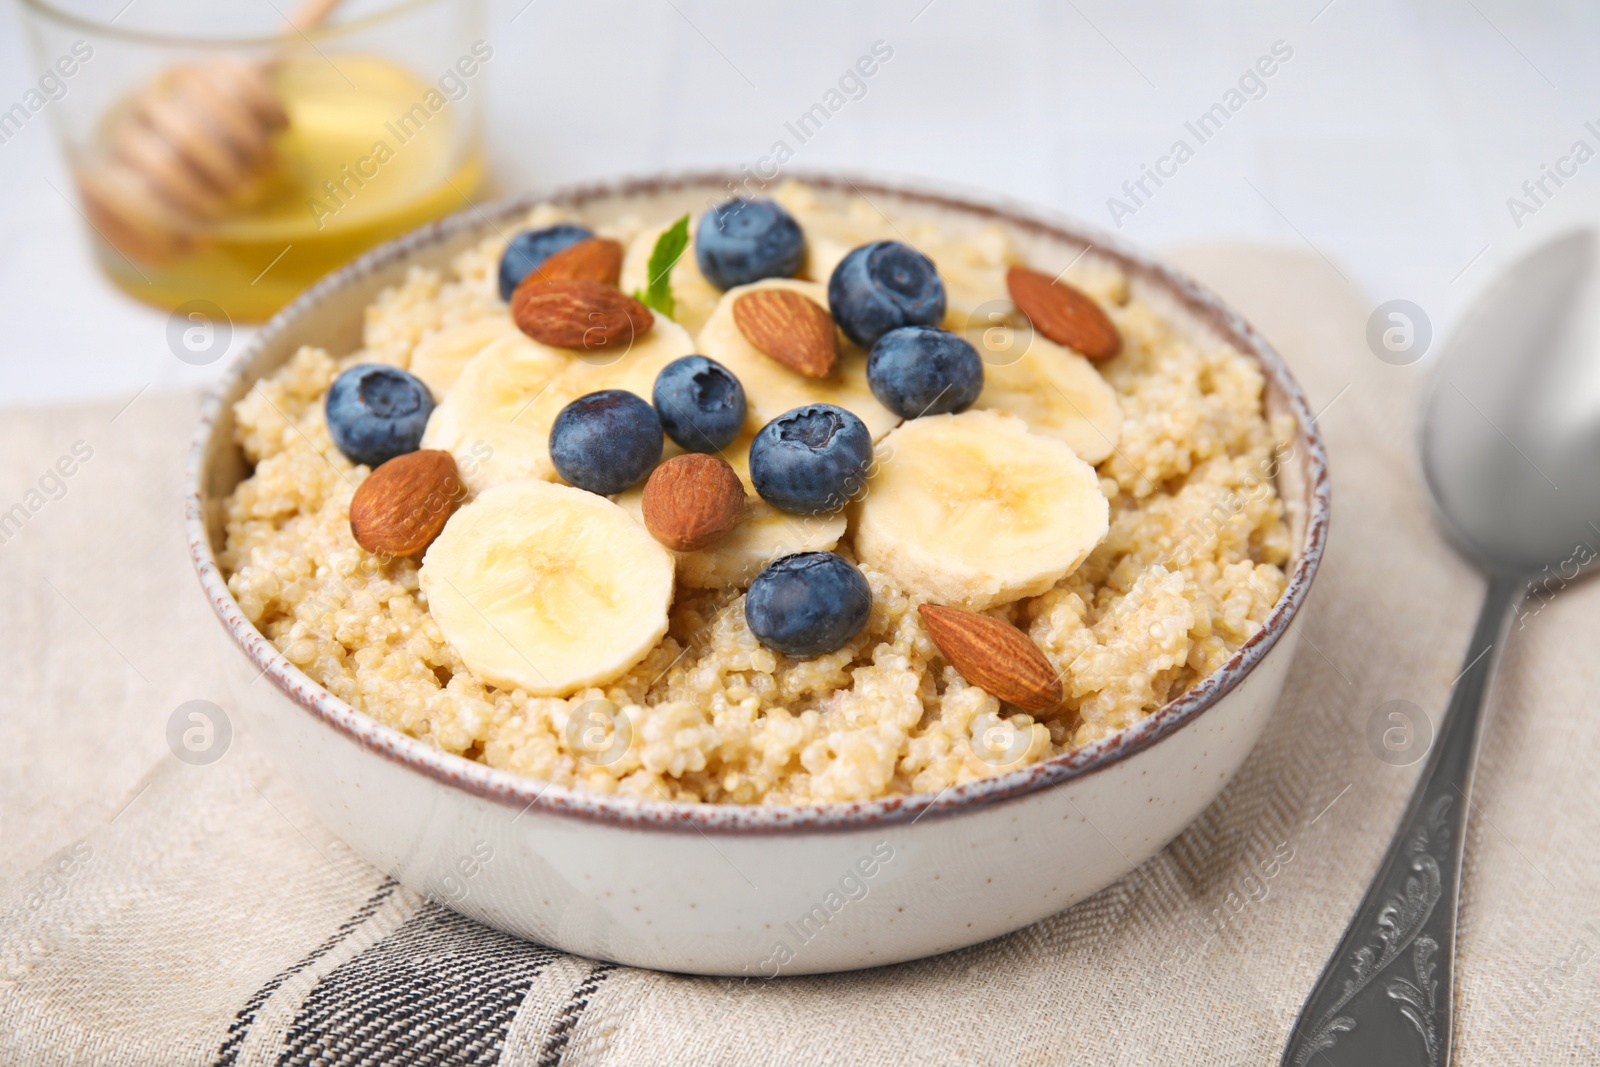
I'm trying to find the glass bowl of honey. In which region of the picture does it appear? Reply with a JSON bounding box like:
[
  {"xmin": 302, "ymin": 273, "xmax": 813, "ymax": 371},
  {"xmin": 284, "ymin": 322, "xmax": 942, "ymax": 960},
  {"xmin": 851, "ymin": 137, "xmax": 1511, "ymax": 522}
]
[{"xmin": 19, "ymin": 0, "xmax": 487, "ymax": 321}]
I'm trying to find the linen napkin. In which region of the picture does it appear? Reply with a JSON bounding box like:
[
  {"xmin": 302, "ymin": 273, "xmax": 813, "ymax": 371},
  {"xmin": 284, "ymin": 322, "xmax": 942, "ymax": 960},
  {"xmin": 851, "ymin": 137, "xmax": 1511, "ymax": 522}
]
[{"xmin": 2, "ymin": 245, "xmax": 1595, "ymax": 1066}]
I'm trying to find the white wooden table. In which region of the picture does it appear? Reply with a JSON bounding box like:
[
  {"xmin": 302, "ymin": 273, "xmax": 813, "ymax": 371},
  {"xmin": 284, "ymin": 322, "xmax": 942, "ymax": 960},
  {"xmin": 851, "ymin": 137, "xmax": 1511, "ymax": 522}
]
[{"xmin": 0, "ymin": 0, "xmax": 1595, "ymax": 406}]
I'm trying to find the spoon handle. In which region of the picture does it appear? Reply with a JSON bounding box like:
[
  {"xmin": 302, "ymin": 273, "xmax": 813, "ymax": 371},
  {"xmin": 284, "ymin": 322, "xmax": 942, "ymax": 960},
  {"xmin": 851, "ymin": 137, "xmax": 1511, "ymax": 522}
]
[{"xmin": 1280, "ymin": 574, "xmax": 1521, "ymax": 1067}]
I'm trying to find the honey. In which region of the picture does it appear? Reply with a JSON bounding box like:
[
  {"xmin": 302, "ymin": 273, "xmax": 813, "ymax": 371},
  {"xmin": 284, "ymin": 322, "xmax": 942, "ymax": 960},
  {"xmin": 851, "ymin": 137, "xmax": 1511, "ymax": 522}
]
[{"xmin": 90, "ymin": 51, "xmax": 483, "ymax": 321}]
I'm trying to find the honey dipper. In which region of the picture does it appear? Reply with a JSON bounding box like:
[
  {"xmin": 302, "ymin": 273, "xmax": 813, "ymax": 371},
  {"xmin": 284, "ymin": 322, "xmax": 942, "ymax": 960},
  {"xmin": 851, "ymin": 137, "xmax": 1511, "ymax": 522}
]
[{"xmin": 76, "ymin": 0, "xmax": 342, "ymax": 264}]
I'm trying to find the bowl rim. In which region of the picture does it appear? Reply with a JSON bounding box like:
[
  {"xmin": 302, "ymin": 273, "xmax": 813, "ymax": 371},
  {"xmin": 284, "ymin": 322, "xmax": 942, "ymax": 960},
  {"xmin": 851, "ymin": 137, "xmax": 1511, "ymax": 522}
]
[{"xmin": 185, "ymin": 168, "xmax": 1331, "ymax": 836}]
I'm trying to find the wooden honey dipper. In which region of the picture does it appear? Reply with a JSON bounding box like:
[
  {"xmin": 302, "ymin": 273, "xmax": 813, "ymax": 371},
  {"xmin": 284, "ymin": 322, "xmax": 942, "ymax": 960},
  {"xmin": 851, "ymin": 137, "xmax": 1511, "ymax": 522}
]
[{"xmin": 77, "ymin": 0, "xmax": 342, "ymax": 264}]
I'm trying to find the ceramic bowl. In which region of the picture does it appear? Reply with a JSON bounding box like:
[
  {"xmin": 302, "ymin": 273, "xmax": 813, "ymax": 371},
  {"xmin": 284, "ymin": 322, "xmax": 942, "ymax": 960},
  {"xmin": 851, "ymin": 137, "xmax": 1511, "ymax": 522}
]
[{"xmin": 186, "ymin": 171, "xmax": 1330, "ymax": 977}]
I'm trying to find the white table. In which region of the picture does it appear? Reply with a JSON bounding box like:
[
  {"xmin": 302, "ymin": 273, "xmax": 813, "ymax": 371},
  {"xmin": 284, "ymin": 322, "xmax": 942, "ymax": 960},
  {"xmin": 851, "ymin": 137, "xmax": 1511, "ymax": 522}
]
[{"xmin": 1, "ymin": 0, "xmax": 1596, "ymax": 406}]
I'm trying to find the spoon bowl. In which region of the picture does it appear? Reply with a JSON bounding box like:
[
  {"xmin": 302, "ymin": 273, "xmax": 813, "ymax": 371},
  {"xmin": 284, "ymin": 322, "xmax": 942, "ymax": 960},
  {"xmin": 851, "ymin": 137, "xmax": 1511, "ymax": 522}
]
[
  {"xmin": 1422, "ymin": 229, "xmax": 1600, "ymax": 574},
  {"xmin": 1284, "ymin": 228, "xmax": 1600, "ymax": 1066}
]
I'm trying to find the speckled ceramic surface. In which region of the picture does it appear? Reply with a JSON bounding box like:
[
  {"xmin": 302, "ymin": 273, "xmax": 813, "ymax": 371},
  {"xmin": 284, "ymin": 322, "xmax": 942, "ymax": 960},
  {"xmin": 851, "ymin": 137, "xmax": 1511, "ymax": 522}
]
[{"xmin": 185, "ymin": 171, "xmax": 1329, "ymax": 974}]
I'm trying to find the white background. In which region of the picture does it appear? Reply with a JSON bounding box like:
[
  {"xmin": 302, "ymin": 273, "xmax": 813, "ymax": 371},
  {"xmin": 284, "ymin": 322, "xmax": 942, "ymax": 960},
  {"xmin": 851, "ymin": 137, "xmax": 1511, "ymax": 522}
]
[{"xmin": 1, "ymin": 0, "xmax": 1597, "ymax": 406}]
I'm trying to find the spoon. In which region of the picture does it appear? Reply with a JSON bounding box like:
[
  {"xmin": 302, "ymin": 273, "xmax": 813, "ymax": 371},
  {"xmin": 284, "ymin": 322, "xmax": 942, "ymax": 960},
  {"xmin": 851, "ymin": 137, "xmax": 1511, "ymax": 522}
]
[{"xmin": 1280, "ymin": 228, "xmax": 1600, "ymax": 1066}]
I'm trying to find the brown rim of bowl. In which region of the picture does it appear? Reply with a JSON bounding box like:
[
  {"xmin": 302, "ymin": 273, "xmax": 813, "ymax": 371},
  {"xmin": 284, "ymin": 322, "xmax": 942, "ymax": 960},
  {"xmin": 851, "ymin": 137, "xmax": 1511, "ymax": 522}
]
[{"xmin": 185, "ymin": 168, "xmax": 1330, "ymax": 836}]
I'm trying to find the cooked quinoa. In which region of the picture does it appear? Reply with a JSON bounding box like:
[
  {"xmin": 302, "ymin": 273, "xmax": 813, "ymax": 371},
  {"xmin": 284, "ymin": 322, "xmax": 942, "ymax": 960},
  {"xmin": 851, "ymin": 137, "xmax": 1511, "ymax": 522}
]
[{"xmin": 221, "ymin": 187, "xmax": 1293, "ymax": 805}]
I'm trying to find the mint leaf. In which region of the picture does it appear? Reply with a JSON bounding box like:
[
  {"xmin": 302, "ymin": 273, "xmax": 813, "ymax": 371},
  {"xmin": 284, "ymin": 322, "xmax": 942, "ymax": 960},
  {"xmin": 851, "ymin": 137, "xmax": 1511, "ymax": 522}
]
[{"xmin": 633, "ymin": 214, "xmax": 690, "ymax": 319}]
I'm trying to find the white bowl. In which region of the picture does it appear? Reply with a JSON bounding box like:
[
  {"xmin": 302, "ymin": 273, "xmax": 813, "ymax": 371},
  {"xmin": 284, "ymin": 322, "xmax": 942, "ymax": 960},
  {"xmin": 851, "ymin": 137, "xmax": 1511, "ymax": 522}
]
[{"xmin": 186, "ymin": 172, "xmax": 1330, "ymax": 977}]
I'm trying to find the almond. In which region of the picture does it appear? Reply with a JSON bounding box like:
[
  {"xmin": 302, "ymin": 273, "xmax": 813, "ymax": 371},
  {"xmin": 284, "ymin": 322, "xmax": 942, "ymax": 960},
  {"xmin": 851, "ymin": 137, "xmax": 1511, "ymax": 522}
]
[
  {"xmin": 918, "ymin": 603, "xmax": 1064, "ymax": 713},
  {"xmin": 520, "ymin": 236, "xmax": 623, "ymax": 288},
  {"xmin": 513, "ymin": 278, "xmax": 654, "ymax": 351},
  {"xmin": 732, "ymin": 289, "xmax": 838, "ymax": 378},
  {"xmin": 1006, "ymin": 265, "xmax": 1123, "ymax": 360},
  {"xmin": 349, "ymin": 449, "xmax": 466, "ymax": 557},
  {"xmin": 641, "ymin": 453, "xmax": 747, "ymax": 552}
]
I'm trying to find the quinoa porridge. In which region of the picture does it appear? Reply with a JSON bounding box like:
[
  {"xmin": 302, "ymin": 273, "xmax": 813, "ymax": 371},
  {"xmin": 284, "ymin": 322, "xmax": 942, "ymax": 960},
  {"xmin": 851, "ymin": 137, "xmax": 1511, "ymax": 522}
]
[{"xmin": 220, "ymin": 181, "xmax": 1294, "ymax": 805}]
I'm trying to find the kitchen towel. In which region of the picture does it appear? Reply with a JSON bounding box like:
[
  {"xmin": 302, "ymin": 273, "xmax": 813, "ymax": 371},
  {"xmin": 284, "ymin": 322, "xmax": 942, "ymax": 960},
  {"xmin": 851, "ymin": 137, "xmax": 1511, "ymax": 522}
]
[{"xmin": 2, "ymin": 245, "xmax": 1595, "ymax": 1066}]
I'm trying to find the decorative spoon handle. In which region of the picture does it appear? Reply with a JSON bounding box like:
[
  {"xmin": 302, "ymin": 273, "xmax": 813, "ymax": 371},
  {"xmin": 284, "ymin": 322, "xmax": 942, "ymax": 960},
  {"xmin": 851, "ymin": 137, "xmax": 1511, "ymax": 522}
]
[{"xmin": 1280, "ymin": 574, "xmax": 1521, "ymax": 1067}]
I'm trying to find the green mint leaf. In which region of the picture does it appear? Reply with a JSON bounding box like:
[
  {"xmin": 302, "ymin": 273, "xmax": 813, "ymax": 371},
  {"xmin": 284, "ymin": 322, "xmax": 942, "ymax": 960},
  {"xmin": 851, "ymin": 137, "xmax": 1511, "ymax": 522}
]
[{"xmin": 638, "ymin": 214, "xmax": 690, "ymax": 318}]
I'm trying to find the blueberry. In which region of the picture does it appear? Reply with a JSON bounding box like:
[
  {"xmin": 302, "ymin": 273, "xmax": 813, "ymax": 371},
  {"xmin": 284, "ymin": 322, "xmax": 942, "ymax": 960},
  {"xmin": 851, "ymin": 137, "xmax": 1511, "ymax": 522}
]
[
  {"xmin": 695, "ymin": 199, "xmax": 805, "ymax": 290},
  {"xmin": 651, "ymin": 355, "xmax": 747, "ymax": 453},
  {"xmin": 867, "ymin": 325, "xmax": 984, "ymax": 419},
  {"xmin": 325, "ymin": 364, "xmax": 434, "ymax": 468},
  {"xmin": 749, "ymin": 404, "xmax": 872, "ymax": 515},
  {"xmin": 827, "ymin": 241, "xmax": 947, "ymax": 348},
  {"xmin": 549, "ymin": 389, "xmax": 663, "ymax": 495},
  {"xmin": 497, "ymin": 224, "xmax": 593, "ymax": 301},
  {"xmin": 744, "ymin": 551, "xmax": 872, "ymax": 657}
]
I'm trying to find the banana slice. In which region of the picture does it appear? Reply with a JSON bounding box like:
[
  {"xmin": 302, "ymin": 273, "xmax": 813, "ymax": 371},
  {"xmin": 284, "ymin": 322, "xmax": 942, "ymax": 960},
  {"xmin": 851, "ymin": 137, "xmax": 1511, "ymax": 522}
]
[
  {"xmin": 613, "ymin": 431, "xmax": 847, "ymax": 589},
  {"xmin": 523, "ymin": 317, "xmax": 698, "ymax": 472},
  {"xmin": 409, "ymin": 316, "xmax": 523, "ymax": 398},
  {"xmin": 771, "ymin": 180, "xmax": 895, "ymax": 284},
  {"xmin": 615, "ymin": 490, "xmax": 847, "ymax": 590},
  {"xmin": 422, "ymin": 317, "xmax": 696, "ymax": 495},
  {"xmin": 420, "ymin": 480, "xmax": 675, "ymax": 696},
  {"xmin": 905, "ymin": 219, "xmax": 1016, "ymax": 334},
  {"xmin": 598, "ymin": 316, "xmax": 702, "ymax": 402},
  {"xmin": 1055, "ymin": 257, "xmax": 1129, "ymax": 307},
  {"xmin": 697, "ymin": 278, "xmax": 901, "ymax": 441},
  {"xmin": 620, "ymin": 217, "xmax": 722, "ymax": 336},
  {"xmin": 855, "ymin": 410, "xmax": 1108, "ymax": 610},
  {"xmin": 770, "ymin": 181, "xmax": 1017, "ymax": 333},
  {"xmin": 974, "ymin": 336, "xmax": 1122, "ymax": 464},
  {"xmin": 420, "ymin": 331, "xmax": 569, "ymax": 492}
]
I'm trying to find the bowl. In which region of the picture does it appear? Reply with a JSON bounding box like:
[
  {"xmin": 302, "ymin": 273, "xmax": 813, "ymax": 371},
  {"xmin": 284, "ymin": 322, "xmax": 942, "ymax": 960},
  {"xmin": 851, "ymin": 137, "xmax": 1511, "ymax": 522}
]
[{"xmin": 186, "ymin": 171, "xmax": 1330, "ymax": 976}]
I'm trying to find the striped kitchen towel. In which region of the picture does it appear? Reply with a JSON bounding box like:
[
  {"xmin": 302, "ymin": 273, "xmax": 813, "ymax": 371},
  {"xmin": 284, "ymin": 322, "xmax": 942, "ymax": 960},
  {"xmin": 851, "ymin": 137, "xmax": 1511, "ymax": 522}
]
[{"xmin": 2, "ymin": 246, "xmax": 1595, "ymax": 1065}]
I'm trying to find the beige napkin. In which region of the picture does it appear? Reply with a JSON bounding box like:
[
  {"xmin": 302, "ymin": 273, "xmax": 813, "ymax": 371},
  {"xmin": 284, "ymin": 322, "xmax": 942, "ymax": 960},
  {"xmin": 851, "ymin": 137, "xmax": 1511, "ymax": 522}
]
[{"xmin": 2, "ymin": 245, "xmax": 1595, "ymax": 1066}]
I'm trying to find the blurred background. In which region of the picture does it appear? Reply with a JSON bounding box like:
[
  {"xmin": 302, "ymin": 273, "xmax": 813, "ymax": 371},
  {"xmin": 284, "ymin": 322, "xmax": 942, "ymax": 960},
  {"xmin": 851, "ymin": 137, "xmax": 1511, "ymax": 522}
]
[{"xmin": 0, "ymin": 0, "xmax": 1595, "ymax": 404}]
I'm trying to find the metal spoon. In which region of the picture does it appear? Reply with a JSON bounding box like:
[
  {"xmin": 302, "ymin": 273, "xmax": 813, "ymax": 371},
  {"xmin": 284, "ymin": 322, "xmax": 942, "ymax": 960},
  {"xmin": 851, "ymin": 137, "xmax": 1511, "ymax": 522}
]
[{"xmin": 1280, "ymin": 228, "xmax": 1600, "ymax": 1067}]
